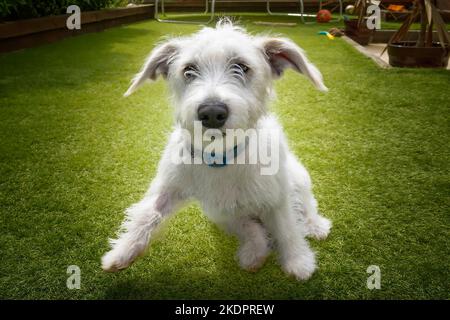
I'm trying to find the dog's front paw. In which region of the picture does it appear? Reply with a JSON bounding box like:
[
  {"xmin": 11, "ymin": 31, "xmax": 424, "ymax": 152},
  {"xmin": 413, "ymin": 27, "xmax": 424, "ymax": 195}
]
[
  {"xmin": 305, "ymin": 215, "xmax": 332, "ymax": 240},
  {"xmin": 101, "ymin": 243, "xmax": 141, "ymax": 272},
  {"xmin": 237, "ymin": 240, "xmax": 270, "ymax": 272},
  {"xmin": 282, "ymin": 250, "xmax": 316, "ymax": 281}
]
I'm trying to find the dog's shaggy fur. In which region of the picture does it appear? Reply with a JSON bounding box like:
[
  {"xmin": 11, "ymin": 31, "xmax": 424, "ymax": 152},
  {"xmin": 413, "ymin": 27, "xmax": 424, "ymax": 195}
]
[{"xmin": 102, "ymin": 20, "xmax": 331, "ymax": 280}]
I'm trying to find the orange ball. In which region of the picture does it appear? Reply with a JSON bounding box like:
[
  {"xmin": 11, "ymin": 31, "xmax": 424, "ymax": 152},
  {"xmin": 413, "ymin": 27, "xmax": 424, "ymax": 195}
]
[{"xmin": 317, "ymin": 9, "xmax": 332, "ymax": 23}]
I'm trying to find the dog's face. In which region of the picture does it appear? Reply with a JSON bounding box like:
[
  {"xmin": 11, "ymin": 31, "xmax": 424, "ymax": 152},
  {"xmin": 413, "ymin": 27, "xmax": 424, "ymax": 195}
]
[{"xmin": 125, "ymin": 20, "xmax": 327, "ymax": 134}]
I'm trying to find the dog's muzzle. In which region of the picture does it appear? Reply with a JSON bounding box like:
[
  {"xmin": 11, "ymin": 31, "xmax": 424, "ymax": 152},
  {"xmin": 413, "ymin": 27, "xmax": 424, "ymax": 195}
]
[{"xmin": 197, "ymin": 101, "xmax": 228, "ymax": 128}]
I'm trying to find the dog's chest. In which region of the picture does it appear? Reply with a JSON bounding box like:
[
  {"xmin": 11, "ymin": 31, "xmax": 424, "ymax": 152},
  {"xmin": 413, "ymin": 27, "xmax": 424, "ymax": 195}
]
[{"xmin": 188, "ymin": 164, "xmax": 283, "ymax": 214}]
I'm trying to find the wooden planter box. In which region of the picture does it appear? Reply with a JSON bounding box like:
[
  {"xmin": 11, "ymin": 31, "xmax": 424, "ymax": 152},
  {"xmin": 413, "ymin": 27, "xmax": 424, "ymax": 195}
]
[
  {"xmin": 388, "ymin": 41, "xmax": 449, "ymax": 68},
  {"xmin": 0, "ymin": 5, "xmax": 154, "ymax": 53}
]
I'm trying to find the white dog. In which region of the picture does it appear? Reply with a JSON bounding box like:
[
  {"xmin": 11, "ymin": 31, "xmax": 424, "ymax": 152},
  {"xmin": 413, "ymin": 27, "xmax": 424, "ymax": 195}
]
[{"xmin": 102, "ymin": 20, "xmax": 331, "ymax": 280}]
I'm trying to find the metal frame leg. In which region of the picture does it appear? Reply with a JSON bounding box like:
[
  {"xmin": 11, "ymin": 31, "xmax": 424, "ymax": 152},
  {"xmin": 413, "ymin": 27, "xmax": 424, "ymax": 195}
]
[
  {"xmin": 155, "ymin": 0, "xmax": 216, "ymax": 24},
  {"xmin": 266, "ymin": 0, "xmax": 315, "ymax": 24},
  {"xmin": 327, "ymin": 0, "xmax": 343, "ymax": 23}
]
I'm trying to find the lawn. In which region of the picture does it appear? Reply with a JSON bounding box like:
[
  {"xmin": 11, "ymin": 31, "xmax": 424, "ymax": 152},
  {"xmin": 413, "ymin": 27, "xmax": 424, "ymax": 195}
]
[{"xmin": 0, "ymin": 13, "xmax": 449, "ymax": 299}]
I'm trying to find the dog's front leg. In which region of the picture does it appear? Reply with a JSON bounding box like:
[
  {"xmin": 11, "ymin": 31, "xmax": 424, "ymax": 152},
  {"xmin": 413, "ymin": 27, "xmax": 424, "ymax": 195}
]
[
  {"xmin": 101, "ymin": 186, "xmax": 183, "ymax": 272},
  {"xmin": 226, "ymin": 216, "xmax": 271, "ymax": 272},
  {"xmin": 264, "ymin": 202, "xmax": 316, "ymax": 280}
]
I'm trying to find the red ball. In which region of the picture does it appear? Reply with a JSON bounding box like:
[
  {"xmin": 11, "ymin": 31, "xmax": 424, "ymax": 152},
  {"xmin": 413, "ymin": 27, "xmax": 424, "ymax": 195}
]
[{"xmin": 317, "ymin": 9, "xmax": 332, "ymax": 23}]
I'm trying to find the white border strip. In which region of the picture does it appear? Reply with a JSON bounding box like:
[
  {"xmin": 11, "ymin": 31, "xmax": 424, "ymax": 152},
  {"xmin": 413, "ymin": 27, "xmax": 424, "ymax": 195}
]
[{"xmin": 342, "ymin": 35, "xmax": 391, "ymax": 69}]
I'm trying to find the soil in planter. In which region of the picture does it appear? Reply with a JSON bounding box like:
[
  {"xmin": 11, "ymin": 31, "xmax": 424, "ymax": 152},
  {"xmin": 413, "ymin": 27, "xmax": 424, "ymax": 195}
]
[
  {"xmin": 344, "ymin": 19, "xmax": 375, "ymax": 46},
  {"xmin": 388, "ymin": 41, "xmax": 450, "ymax": 68}
]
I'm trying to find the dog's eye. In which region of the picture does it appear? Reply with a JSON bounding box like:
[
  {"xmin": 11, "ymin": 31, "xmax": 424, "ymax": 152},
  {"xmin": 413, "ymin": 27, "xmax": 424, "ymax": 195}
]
[
  {"xmin": 237, "ymin": 63, "xmax": 250, "ymax": 73},
  {"xmin": 183, "ymin": 65, "xmax": 198, "ymax": 80},
  {"xmin": 231, "ymin": 63, "xmax": 250, "ymax": 81}
]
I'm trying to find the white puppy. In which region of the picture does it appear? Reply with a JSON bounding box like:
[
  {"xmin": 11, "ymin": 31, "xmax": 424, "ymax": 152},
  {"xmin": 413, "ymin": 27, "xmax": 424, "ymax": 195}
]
[{"xmin": 102, "ymin": 20, "xmax": 331, "ymax": 280}]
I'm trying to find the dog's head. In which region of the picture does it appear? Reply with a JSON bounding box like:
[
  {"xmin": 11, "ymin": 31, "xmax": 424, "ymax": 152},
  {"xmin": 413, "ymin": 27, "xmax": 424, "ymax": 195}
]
[{"xmin": 125, "ymin": 19, "xmax": 327, "ymax": 134}]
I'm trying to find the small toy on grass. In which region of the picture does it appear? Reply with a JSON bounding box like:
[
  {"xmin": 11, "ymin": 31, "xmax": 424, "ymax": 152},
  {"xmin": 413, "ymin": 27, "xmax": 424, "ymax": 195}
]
[
  {"xmin": 328, "ymin": 28, "xmax": 344, "ymax": 37},
  {"xmin": 316, "ymin": 9, "xmax": 332, "ymax": 23},
  {"xmin": 318, "ymin": 31, "xmax": 335, "ymax": 40}
]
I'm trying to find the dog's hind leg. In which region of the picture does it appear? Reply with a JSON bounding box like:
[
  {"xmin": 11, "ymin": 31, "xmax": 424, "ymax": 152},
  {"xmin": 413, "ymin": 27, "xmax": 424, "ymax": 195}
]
[
  {"xmin": 297, "ymin": 188, "xmax": 331, "ymax": 240},
  {"xmin": 288, "ymin": 154, "xmax": 331, "ymax": 240}
]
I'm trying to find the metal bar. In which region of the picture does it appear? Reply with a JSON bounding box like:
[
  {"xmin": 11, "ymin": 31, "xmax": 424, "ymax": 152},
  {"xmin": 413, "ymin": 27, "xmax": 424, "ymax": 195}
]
[
  {"xmin": 155, "ymin": 0, "xmax": 215, "ymax": 24},
  {"xmin": 155, "ymin": 0, "xmax": 343, "ymax": 25},
  {"xmin": 266, "ymin": 0, "xmax": 343, "ymax": 24}
]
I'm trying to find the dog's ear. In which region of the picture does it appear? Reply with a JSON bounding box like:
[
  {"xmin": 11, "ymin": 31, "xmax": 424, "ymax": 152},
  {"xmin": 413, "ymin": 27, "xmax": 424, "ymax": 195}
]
[
  {"xmin": 258, "ymin": 38, "xmax": 328, "ymax": 92},
  {"xmin": 124, "ymin": 40, "xmax": 178, "ymax": 97}
]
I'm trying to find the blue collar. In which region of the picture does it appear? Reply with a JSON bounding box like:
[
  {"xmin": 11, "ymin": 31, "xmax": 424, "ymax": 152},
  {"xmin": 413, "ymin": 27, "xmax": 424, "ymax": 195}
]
[{"xmin": 191, "ymin": 142, "xmax": 246, "ymax": 168}]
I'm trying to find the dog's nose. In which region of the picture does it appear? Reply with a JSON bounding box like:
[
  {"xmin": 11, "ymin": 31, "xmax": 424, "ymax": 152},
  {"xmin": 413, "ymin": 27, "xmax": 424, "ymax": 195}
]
[{"xmin": 197, "ymin": 102, "xmax": 228, "ymax": 128}]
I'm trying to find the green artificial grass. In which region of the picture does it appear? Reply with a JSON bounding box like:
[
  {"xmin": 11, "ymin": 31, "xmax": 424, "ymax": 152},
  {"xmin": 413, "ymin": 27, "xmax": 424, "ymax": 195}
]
[{"xmin": 0, "ymin": 14, "xmax": 449, "ymax": 299}]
